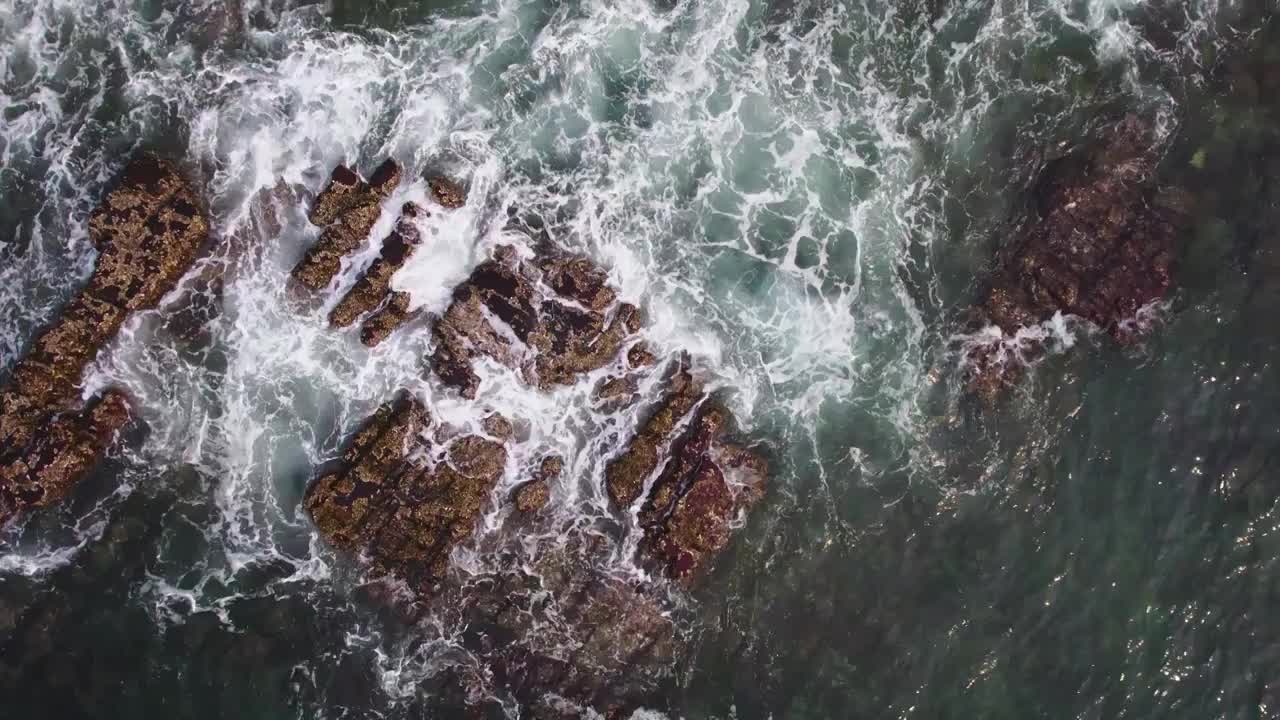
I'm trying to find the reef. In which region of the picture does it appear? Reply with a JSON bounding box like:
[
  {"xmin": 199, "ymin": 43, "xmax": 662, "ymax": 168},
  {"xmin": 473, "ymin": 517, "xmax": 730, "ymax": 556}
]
[
  {"xmin": 440, "ymin": 535, "xmax": 680, "ymax": 717},
  {"xmin": 634, "ymin": 392, "xmax": 768, "ymax": 586},
  {"xmin": 0, "ymin": 157, "xmax": 209, "ymax": 525},
  {"xmin": 288, "ymin": 159, "xmax": 769, "ymax": 715},
  {"xmin": 967, "ymin": 114, "xmax": 1188, "ymax": 400}
]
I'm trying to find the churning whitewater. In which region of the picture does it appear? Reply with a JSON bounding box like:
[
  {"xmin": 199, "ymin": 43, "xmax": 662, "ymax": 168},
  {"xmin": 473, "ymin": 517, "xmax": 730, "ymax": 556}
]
[{"xmin": 4, "ymin": 0, "xmax": 1280, "ymax": 717}]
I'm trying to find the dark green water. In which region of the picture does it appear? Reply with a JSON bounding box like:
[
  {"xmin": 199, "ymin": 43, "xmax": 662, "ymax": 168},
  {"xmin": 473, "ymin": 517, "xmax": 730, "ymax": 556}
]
[{"xmin": 2, "ymin": 0, "xmax": 1280, "ymax": 717}]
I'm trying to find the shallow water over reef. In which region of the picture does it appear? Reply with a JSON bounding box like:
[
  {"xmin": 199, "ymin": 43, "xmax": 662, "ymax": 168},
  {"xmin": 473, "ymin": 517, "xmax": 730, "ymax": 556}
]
[{"xmin": 3, "ymin": 0, "xmax": 1280, "ymax": 717}]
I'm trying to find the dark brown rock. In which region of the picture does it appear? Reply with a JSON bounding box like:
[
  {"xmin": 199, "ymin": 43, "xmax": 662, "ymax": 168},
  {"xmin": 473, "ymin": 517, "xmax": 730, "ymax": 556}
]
[
  {"xmin": 482, "ymin": 413, "xmax": 514, "ymax": 441},
  {"xmin": 604, "ymin": 365, "xmax": 702, "ymax": 508},
  {"xmin": 968, "ymin": 115, "xmax": 1187, "ymax": 398},
  {"xmin": 441, "ymin": 534, "xmax": 677, "ymax": 716},
  {"xmin": 595, "ymin": 375, "xmax": 637, "ymax": 404},
  {"xmin": 0, "ymin": 392, "xmax": 132, "ymax": 524},
  {"xmin": 0, "ymin": 156, "xmax": 208, "ymax": 524},
  {"xmin": 293, "ymin": 159, "xmax": 401, "ymax": 292},
  {"xmin": 329, "ymin": 203, "xmax": 425, "ymax": 329},
  {"xmin": 511, "ymin": 455, "xmax": 562, "ymax": 514},
  {"xmin": 512, "ymin": 479, "xmax": 550, "ymax": 514},
  {"xmin": 535, "ymin": 255, "xmax": 617, "ymax": 311},
  {"xmin": 430, "ymin": 248, "xmax": 640, "ymax": 398},
  {"xmin": 427, "ymin": 176, "xmax": 467, "ymax": 209},
  {"xmin": 627, "ymin": 342, "xmax": 657, "ymax": 368},
  {"xmin": 303, "ymin": 393, "xmax": 507, "ymax": 594},
  {"xmin": 637, "ymin": 403, "xmax": 767, "ymax": 586},
  {"xmin": 359, "ymin": 292, "xmax": 415, "ymax": 347}
]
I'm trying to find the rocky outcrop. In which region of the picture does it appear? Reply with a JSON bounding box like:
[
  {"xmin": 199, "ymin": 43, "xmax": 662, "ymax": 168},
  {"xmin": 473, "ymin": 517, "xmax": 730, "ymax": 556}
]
[
  {"xmin": 0, "ymin": 392, "xmax": 132, "ymax": 524},
  {"xmin": 0, "ymin": 156, "xmax": 209, "ymax": 524},
  {"xmin": 607, "ymin": 366, "xmax": 768, "ymax": 584},
  {"xmin": 967, "ymin": 115, "xmax": 1187, "ymax": 399},
  {"xmin": 289, "ymin": 177, "xmax": 770, "ymax": 715},
  {"xmin": 511, "ymin": 455, "xmax": 562, "ymax": 514},
  {"xmin": 427, "ymin": 176, "xmax": 467, "ymax": 209},
  {"xmin": 292, "ymin": 160, "xmax": 400, "ymax": 292},
  {"xmin": 604, "ymin": 366, "xmax": 703, "ymax": 508},
  {"xmin": 638, "ymin": 401, "xmax": 767, "ymax": 585},
  {"xmin": 328, "ymin": 203, "xmax": 425, "ymax": 343},
  {"xmin": 303, "ymin": 393, "xmax": 506, "ymax": 595},
  {"xmin": 431, "ymin": 246, "xmax": 642, "ymax": 398}
]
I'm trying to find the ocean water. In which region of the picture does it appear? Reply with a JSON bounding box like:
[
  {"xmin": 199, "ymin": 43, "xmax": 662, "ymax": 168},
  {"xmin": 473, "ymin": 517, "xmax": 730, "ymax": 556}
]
[{"xmin": 2, "ymin": 0, "xmax": 1280, "ymax": 717}]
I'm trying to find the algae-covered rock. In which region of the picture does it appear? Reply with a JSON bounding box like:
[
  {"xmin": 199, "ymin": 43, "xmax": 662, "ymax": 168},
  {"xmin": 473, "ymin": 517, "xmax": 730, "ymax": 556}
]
[
  {"xmin": 439, "ymin": 534, "xmax": 678, "ymax": 717},
  {"xmin": 0, "ymin": 392, "xmax": 132, "ymax": 524},
  {"xmin": 328, "ymin": 202, "xmax": 425, "ymax": 333},
  {"xmin": 511, "ymin": 455, "xmax": 562, "ymax": 514},
  {"xmin": 303, "ymin": 393, "xmax": 507, "ymax": 594},
  {"xmin": 292, "ymin": 160, "xmax": 401, "ymax": 292},
  {"xmin": 604, "ymin": 365, "xmax": 703, "ymax": 508},
  {"xmin": 638, "ymin": 403, "xmax": 768, "ymax": 585},
  {"xmin": 427, "ymin": 176, "xmax": 467, "ymax": 209},
  {"xmin": 0, "ymin": 156, "xmax": 208, "ymax": 525},
  {"xmin": 430, "ymin": 246, "xmax": 640, "ymax": 398}
]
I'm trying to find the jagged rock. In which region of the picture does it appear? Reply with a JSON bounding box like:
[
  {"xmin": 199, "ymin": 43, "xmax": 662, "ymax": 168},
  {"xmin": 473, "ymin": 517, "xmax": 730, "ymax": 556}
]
[
  {"xmin": 511, "ymin": 455, "xmax": 562, "ymax": 514},
  {"xmin": 427, "ymin": 176, "xmax": 467, "ymax": 209},
  {"xmin": 86, "ymin": 156, "xmax": 209, "ymax": 312},
  {"xmin": 329, "ymin": 203, "xmax": 425, "ymax": 330},
  {"xmin": 638, "ymin": 403, "xmax": 767, "ymax": 585},
  {"xmin": 0, "ymin": 156, "xmax": 208, "ymax": 524},
  {"xmin": 595, "ymin": 375, "xmax": 638, "ymax": 404},
  {"xmin": 481, "ymin": 413, "xmax": 514, "ymax": 441},
  {"xmin": 293, "ymin": 160, "xmax": 400, "ymax": 292},
  {"xmin": 604, "ymin": 366, "xmax": 702, "ymax": 509},
  {"xmin": 605, "ymin": 366, "xmax": 768, "ymax": 584},
  {"xmin": 511, "ymin": 479, "xmax": 549, "ymax": 514},
  {"xmin": 431, "ymin": 246, "xmax": 640, "ymax": 398},
  {"xmin": 359, "ymin": 292, "xmax": 415, "ymax": 347},
  {"xmin": 0, "ymin": 392, "xmax": 132, "ymax": 523},
  {"xmin": 303, "ymin": 393, "xmax": 507, "ymax": 594},
  {"xmin": 968, "ymin": 115, "xmax": 1187, "ymax": 399}
]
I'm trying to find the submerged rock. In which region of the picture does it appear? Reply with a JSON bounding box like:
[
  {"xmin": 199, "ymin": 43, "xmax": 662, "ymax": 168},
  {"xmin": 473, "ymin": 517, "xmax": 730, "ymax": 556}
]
[
  {"xmin": 440, "ymin": 534, "xmax": 678, "ymax": 717},
  {"xmin": 303, "ymin": 392, "xmax": 507, "ymax": 594},
  {"xmin": 0, "ymin": 156, "xmax": 208, "ymax": 524},
  {"xmin": 292, "ymin": 160, "xmax": 400, "ymax": 292},
  {"xmin": 431, "ymin": 246, "xmax": 641, "ymax": 398},
  {"xmin": 968, "ymin": 115, "xmax": 1187, "ymax": 399}
]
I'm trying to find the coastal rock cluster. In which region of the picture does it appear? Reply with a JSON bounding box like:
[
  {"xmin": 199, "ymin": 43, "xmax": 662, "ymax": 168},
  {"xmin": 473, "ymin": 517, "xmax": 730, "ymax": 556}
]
[
  {"xmin": 0, "ymin": 157, "xmax": 208, "ymax": 525},
  {"xmin": 966, "ymin": 115, "xmax": 1188, "ymax": 399},
  {"xmin": 290, "ymin": 161, "xmax": 771, "ymax": 713},
  {"xmin": 0, "ymin": 127, "xmax": 1189, "ymax": 711}
]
